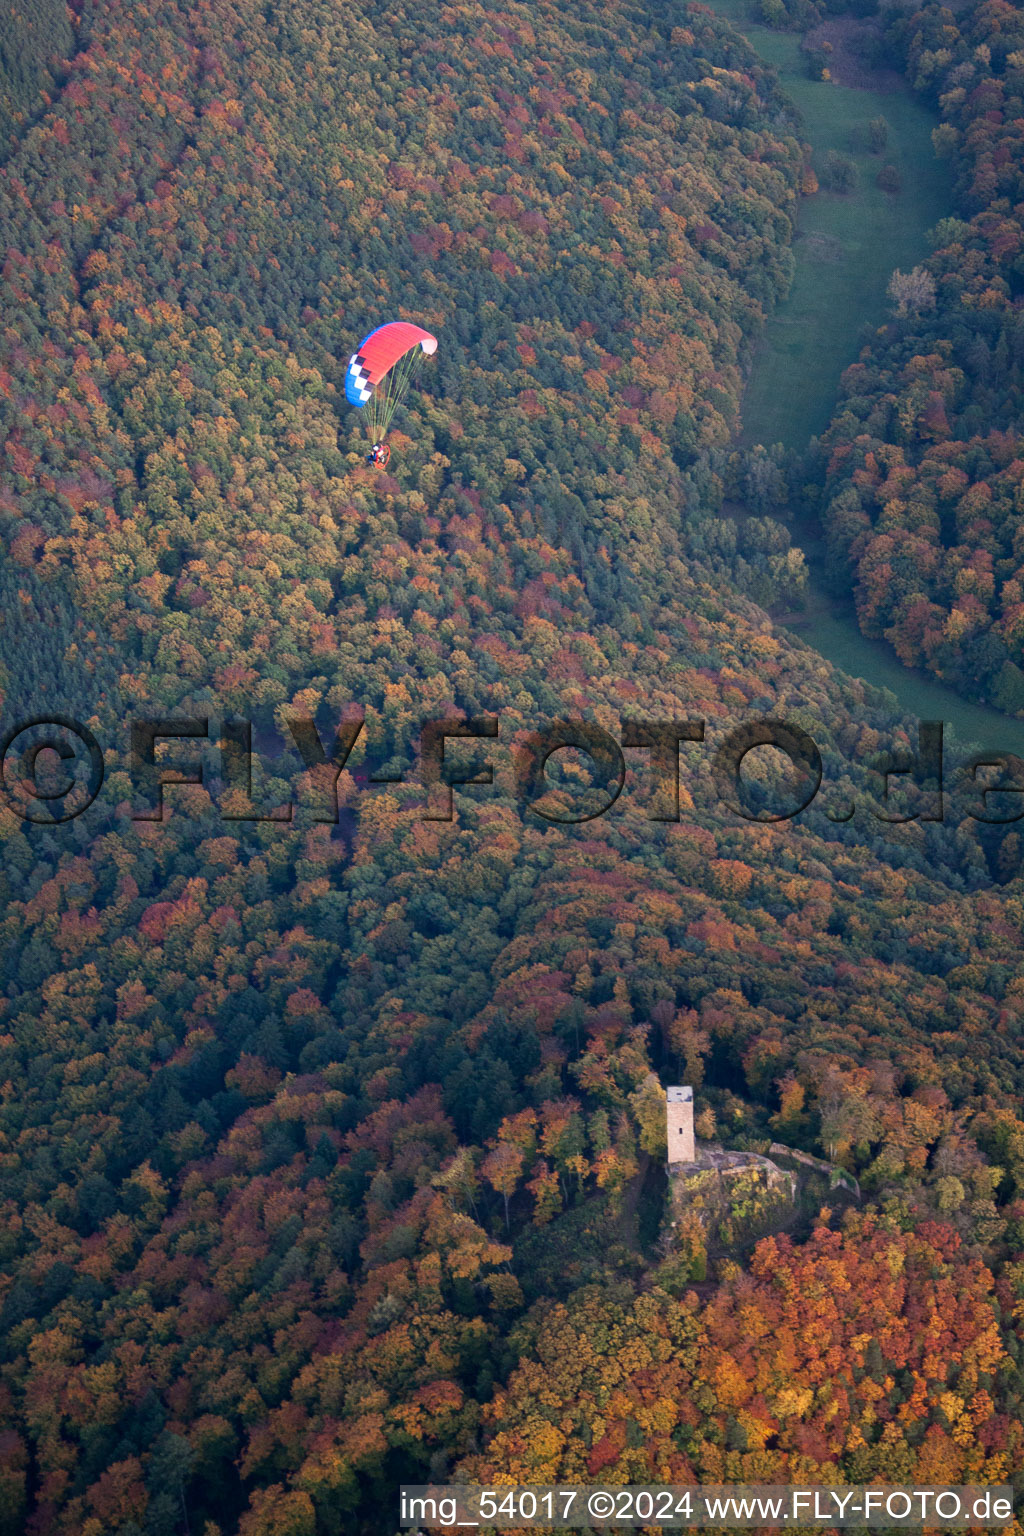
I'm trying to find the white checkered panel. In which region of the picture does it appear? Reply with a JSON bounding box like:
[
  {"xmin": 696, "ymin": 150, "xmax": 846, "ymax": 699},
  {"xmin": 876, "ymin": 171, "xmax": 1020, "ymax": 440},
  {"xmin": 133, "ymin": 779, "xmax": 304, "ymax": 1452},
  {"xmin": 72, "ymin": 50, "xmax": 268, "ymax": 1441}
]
[{"xmin": 348, "ymin": 353, "xmax": 374, "ymax": 404}]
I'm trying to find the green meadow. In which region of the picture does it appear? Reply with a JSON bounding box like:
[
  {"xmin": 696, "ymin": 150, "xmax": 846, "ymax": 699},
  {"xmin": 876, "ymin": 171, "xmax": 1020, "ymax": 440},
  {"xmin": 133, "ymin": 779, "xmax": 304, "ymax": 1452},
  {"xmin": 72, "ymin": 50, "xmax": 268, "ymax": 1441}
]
[
  {"xmin": 708, "ymin": 0, "xmax": 951, "ymax": 452},
  {"xmin": 701, "ymin": 0, "xmax": 1024, "ymax": 754}
]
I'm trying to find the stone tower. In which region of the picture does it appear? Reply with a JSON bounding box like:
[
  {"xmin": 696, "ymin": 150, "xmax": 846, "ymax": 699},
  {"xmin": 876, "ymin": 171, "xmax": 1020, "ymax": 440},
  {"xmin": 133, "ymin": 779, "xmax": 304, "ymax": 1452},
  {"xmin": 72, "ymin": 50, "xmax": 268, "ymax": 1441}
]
[{"xmin": 666, "ymin": 1085, "xmax": 695, "ymax": 1164}]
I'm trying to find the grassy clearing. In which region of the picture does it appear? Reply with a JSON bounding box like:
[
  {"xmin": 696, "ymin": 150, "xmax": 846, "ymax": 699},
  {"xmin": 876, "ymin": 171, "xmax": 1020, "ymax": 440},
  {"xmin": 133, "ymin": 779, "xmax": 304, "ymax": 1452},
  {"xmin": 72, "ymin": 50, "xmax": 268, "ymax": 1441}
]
[
  {"xmin": 708, "ymin": 0, "xmax": 950, "ymax": 451},
  {"xmin": 785, "ymin": 606, "xmax": 1024, "ymax": 756},
  {"xmin": 696, "ymin": 0, "xmax": 1024, "ymax": 752}
]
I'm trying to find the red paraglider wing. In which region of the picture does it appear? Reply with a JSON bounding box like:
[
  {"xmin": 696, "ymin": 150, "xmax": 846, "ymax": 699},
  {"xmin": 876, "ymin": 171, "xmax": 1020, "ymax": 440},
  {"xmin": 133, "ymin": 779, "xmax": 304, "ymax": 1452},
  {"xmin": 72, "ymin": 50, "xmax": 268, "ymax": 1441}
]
[{"xmin": 345, "ymin": 322, "xmax": 437, "ymax": 405}]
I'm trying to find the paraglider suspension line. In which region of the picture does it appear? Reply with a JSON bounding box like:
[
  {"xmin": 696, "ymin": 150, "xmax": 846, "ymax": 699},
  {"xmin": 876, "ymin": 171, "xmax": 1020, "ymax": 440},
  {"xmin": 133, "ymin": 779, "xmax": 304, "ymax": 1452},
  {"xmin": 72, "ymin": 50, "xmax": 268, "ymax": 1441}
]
[{"xmin": 368, "ymin": 345, "xmax": 424, "ymax": 443}]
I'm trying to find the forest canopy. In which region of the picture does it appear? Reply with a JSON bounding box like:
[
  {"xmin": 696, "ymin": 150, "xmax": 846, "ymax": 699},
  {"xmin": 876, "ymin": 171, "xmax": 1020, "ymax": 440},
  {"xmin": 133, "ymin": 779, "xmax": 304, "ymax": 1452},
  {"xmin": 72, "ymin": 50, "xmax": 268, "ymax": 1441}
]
[{"xmin": 1, "ymin": 0, "xmax": 1024, "ymax": 1532}]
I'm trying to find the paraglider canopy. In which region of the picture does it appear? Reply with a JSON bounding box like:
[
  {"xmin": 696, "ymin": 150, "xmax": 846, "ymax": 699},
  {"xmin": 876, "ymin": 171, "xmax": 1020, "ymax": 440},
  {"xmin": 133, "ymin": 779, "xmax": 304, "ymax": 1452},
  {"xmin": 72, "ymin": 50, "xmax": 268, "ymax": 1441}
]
[{"xmin": 345, "ymin": 321, "xmax": 437, "ymax": 444}]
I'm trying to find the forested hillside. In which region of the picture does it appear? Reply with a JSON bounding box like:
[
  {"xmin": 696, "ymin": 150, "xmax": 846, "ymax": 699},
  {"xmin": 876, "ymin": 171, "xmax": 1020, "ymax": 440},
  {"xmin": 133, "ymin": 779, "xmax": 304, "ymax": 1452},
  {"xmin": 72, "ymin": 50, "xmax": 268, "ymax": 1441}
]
[
  {"xmin": 0, "ymin": 0, "xmax": 73, "ymax": 149},
  {"xmin": 2, "ymin": 0, "xmax": 1024, "ymax": 1532},
  {"xmin": 819, "ymin": 0, "xmax": 1024, "ymax": 711}
]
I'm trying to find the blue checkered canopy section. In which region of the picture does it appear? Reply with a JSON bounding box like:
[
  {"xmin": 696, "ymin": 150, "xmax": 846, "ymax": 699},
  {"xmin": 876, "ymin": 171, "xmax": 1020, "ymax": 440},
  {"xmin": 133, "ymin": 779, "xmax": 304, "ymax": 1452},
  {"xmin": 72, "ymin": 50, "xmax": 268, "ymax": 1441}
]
[{"xmin": 345, "ymin": 352, "xmax": 374, "ymax": 407}]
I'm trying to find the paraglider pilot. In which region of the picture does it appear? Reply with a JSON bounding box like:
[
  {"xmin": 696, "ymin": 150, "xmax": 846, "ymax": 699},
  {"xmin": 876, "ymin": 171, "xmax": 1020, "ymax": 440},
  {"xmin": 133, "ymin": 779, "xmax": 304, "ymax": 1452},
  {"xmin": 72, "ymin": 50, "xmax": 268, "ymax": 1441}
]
[{"xmin": 367, "ymin": 441, "xmax": 390, "ymax": 467}]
